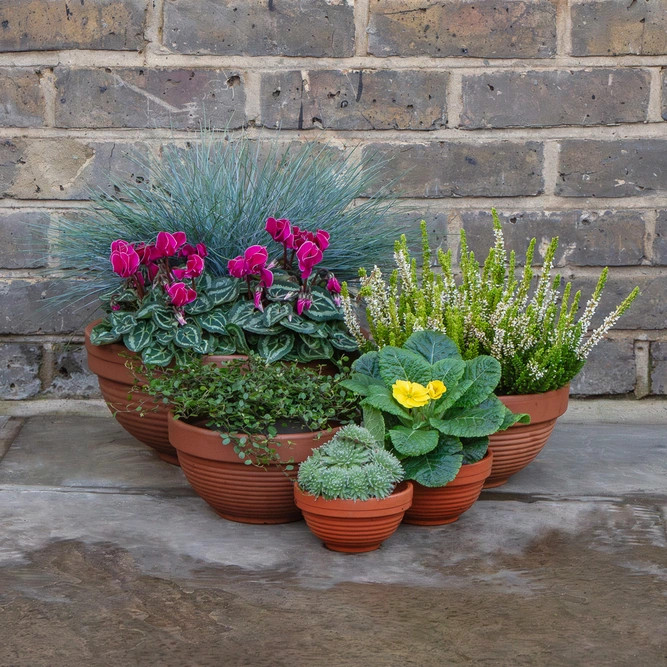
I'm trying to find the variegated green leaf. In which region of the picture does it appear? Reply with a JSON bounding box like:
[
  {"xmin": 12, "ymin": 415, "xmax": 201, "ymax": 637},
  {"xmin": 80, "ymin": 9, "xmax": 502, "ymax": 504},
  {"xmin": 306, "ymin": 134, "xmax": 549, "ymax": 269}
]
[
  {"xmin": 115, "ymin": 289, "xmax": 138, "ymax": 304},
  {"xmin": 213, "ymin": 336, "xmax": 237, "ymax": 356},
  {"xmin": 302, "ymin": 286, "xmax": 344, "ymax": 322},
  {"xmin": 228, "ymin": 300, "xmax": 256, "ymax": 327},
  {"xmin": 263, "ymin": 302, "xmax": 292, "ymax": 327},
  {"xmin": 401, "ymin": 437, "xmax": 463, "ymax": 488},
  {"xmin": 184, "ymin": 293, "xmax": 214, "ymax": 315},
  {"xmin": 279, "ymin": 314, "xmax": 319, "ymax": 335},
  {"xmin": 266, "ymin": 279, "xmax": 299, "ymax": 303},
  {"xmin": 174, "ymin": 323, "xmax": 203, "ymax": 349},
  {"xmin": 197, "ymin": 309, "xmax": 228, "ymax": 334},
  {"xmin": 123, "ymin": 320, "xmax": 155, "ymax": 353},
  {"xmin": 89, "ymin": 322, "xmax": 121, "ymax": 346},
  {"xmin": 207, "ymin": 276, "xmax": 240, "ymax": 306},
  {"xmin": 362, "ymin": 405, "xmax": 386, "ymax": 447},
  {"xmin": 226, "ymin": 323, "xmax": 250, "ymax": 354},
  {"xmin": 242, "ymin": 310, "xmax": 283, "ymax": 335},
  {"xmin": 109, "ymin": 311, "xmax": 136, "ymax": 335},
  {"xmin": 141, "ymin": 346, "xmax": 174, "ymax": 367},
  {"xmin": 329, "ymin": 329, "xmax": 359, "ymax": 352},
  {"xmin": 152, "ymin": 308, "xmax": 177, "ymax": 331},
  {"xmin": 296, "ymin": 334, "xmax": 334, "ymax": 361},
  {"xmin": 135, "ymin": 302, "xmax": 164, "ymax": 319},
  {"xmin": 193, "ymin": 331, "xmax": 217, "ymax": 355},
  {"xmin": 154, "ymin": 329, "xmax": 174, "ymax": 346},
  {"xmin": 257, "ymin": 332, "xmax": 294, "ymax": 363}
]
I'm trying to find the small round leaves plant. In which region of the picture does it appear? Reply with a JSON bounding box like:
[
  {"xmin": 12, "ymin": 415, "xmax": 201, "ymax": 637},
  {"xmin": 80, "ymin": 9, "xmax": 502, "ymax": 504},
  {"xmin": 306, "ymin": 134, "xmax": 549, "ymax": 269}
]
[
  {"xmin": 341, "ymin": 330, "xmax": 529, "ymax": 488},
  {"xmin": 297, "ymin": 425, "xmax": 405, "ymax": 501},
  {"xmin": 141, "ymin": 355, "xmax": 360, "ymax": 467}
]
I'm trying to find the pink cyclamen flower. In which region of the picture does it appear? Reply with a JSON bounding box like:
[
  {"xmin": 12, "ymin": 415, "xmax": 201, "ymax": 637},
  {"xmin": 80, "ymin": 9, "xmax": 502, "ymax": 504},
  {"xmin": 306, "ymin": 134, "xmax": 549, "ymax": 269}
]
[
  {"xmin": 259, "ymin": 266, "xmax": 274, "ymax": 288},
  {"xmin": 244, "ymin": 245, "xmax": 269, "ymax": 273},
  {"xmin": 253, "ymin": 288, "xmax": 264, "ymax": 312},
  {"xmin": 165, "ymin": 282, "xmax": 197, "ymax": 307},
  {"xmin": 196, "ymin": 243, "xmax": 208, "ymax": 257},
  {"xmin": 111, "ymin": 239, "xmax": 133, "ymax": 253},
  {"xmin": 110, "ymin": 242, "xmax": 140, "ymax": 278},
  {"xmin": 146, "ymin": 262, "xmax": 159, "ymax": 282},
  {"xmin": 296, "ymin": 241, "xmax": 323, "ymax": 281},
  {"xmin": 155, "ymin": 231, "xmax": 187, "ymax": 258},
  {"xmin": 228, "ymin": 255, "xmax": 248, "ymax": 278},
  {"xmin": 326, "ymin": 275, "xmax": 341, "ymax": 294},
  {"xmin": 179, "ymin": 243, "xmax": 198, "ymax": 258},
  {"xmin": 173, "ymin": 254, "xmax": 205, "ymax": 280},
  {"xmin": 265, "ymin": 217, "xmax": 293, "ymax": 246},
  {"xmin": 111, "ymin": 304, "xmax": 122, "ymax": 311},
  {"xmin": 312, "ymin": 229, "xmax": 330, "ymax": 252},
  {"xmin": 296, "ymin": 296, "xmax": 313, "ymax": 315}
]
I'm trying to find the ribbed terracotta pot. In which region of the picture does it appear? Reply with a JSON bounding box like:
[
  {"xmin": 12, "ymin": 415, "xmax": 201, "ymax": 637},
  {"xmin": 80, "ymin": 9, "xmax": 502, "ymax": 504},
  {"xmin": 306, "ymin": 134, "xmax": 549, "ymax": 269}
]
[
  {"xmin": 403, "ymin": 451, "xmax": 493, "ymax": 526},
  {"xmin": 294, "ymin": 482, "xmax": 414, "ymax": 553},
  {"xmin": 168, "ymin": 414, "xmax": 339, "ymax": 524},
  {"xmin": 485, "ymin": 384, "xmax": 570, "ymax": 488},
  {"xmin": 85, "ymin": 319, "xmax": 245, "ymax": 466}
]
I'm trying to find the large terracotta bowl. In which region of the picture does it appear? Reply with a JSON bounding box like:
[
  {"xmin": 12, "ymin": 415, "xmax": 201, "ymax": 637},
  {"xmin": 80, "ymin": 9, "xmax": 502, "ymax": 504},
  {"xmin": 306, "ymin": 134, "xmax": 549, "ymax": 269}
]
[
  {"xmin": 485, "ymin": 385, "xmax": 570, "ymax": 488},
  {"xmin": 169, "ymin": 414, "xmax": 339, "ymax": 524}
]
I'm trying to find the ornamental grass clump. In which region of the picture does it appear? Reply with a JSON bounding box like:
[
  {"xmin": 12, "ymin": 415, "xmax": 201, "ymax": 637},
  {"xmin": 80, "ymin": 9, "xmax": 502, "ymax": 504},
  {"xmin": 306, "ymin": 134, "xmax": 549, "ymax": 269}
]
[
  {"xmin": 341, "ymin": 331, "xmax": 528, "ymax": 488},
  {"xmin": 297, "ymin": 425, "xmax": 404, "ymax": 501},
  {"xmin": 140, "ymin": 355, "xmax": 360, "ymax": 466},
  {"xmin": 342, "ymin": 211, "xmax": 639, "ymax": 395}
]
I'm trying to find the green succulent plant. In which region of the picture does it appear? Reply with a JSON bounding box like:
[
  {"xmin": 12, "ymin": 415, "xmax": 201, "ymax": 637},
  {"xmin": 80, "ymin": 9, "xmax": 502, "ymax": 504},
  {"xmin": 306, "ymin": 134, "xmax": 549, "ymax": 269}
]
[{"xmin": 297, "ymin": 425, "xmax": 404, "ymax": 501}]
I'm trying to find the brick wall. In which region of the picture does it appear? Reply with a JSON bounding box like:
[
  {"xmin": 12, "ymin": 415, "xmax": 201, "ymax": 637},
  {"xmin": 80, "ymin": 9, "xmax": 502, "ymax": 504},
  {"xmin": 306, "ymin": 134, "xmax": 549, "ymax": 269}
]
[{"xmin": 1, "ymin": 0, "xmax": 667, "ymax": 400}]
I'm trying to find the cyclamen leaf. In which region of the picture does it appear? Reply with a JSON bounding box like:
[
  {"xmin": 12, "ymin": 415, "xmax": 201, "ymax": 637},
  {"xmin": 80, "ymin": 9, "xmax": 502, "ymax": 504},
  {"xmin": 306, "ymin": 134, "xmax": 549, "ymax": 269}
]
[
  {"xmin": 226, "ymin": 323, "xmax": 250, "ymax": 354},
  {"xmin": 213, "ymin": 336, "xmax": 237, "ymax": 356},
  {"xmin": 362, "ymin": 405, "xmax": 386, "ymax": 447},
  {"xmin": 401, "ymin": 437, "xmax": 463, "ymax": 488},
  {"xmin": 403, "ymin": 330, "xmax": 462, "ymax": 363},
  {"xmin": 378, "ymin": 346, "xmax": 432, "ymax": 386},
  {"xmin": 197, "ymin": 309, "xmax": 228, "ymax": 335},
  {"xmin": 329, "ymin": 330, "xmax": 359, "ymax": 352},
  {"xmin": 352, "ymin": 351, "xmax": 381, "ymax": 380},
  {"xmin": 498, "ymin": 406, "xmax": 531, "ymax": 431},
  {"xmin": 279, "ymin": 314, "xmax": 319, "ymax": 335},
  {"xmin": 174, "ymin": 324, "xmax": 203, "ymax": 349},
  {"xmin": 141, "ymin": 346, "xmax": 174, "ymax": 367},
  {"xmin": 389, "ymin": 426, "xmax": 439, "ymax": 456},
  {"xmin": 454, "ymin": 356, "xmax": 502, "ymax": 409},
  {"xmin": 135, "ymin": 303, "xmax": 164, "ymax": 319},
  {"xmin": 89, "ymin": 323, "xmax": 121, "ymax": 346},
  {"xmin": 361, "ymin": 387, "xmax": 410, "ymax": 420},
  {"xmin": 242, "ymin": 311, "xmax": 283, "ymax": 335},
  {"xmin": 154, "ymin": 329, "xmax": 174, "ymax": 346},
  {"xmin": 460, "ymin": 436, "xmax": 489, "ymax": 464},
  {"xmin": 207, "ymin": 277, "xmax": 240, "ymax": 306},
  {"xmin": 430, "ymin": 396, "xmax": 505, "ymax": 438},
  {"xmin": 184, "ymin": 293, "xmax": 214, "ymax": 315},
  {"xmin": 257, "ymin": 332, "xmax": 294, "ymax": 363},
  {"xmin": 263, "ymin": 302, "xmax": 292, "ymax": 327},
  {"xmin": 109, "ymin": 311, "xmax": 136, "ymax": 335},
  {"xmin": 303, "ymin": 287, "xmax": 344, "ymax": 322},
  {"xmin": 193, "ymin": 331, "xmax": 217, "ymax": 355},
  {"xmin": 296, "ymin": 335, "xmax": 334, "ymax": 361},
  {"xmin": 152, "ymin": 308, "xmax": 177, "ymax": 331},
  {"xmin": 228, "ymin": 301, "xmax": 256, "ymax": 327},
  {"xmin": 266, "ymin": 279, "xmax": 299, "ymax": 303},
  {"xmin": 123, "ymin": 320, "xmax": 155, "ymax": 353}
]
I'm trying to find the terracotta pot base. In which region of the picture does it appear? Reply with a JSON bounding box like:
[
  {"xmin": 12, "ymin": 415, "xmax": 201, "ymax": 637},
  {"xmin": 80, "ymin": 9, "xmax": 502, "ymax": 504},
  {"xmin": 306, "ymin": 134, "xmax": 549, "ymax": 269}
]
[{"xmin": 404, "ymin": 451, "xmax": 493, "ymax": 526}]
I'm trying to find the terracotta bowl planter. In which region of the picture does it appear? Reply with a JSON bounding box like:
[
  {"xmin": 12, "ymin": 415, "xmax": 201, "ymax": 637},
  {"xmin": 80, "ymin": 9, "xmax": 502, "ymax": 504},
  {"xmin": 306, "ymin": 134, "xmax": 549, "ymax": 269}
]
[
  {"xmin": 168, "ymin": 414, "xmax": 339, "ymax": 524},
  {"xmin": 403, "ymin": 451, "xmax": 493, "ymax": 526},
  {"xmin": 85, "ymin": 319, "xmax": 245, "ymax": 466},
  {"xmin": 294, "ymin": 481, "xmax": 413, "ymax": 553},
  {"xmin": 485, "ymin": 384, "xmax": 570, "ymax": 488}
]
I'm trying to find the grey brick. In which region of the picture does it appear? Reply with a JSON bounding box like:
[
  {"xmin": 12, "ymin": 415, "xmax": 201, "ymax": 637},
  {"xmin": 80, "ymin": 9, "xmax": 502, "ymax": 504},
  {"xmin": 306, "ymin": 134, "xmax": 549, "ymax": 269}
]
[
  {"xmin": 0, "ymin": 68, "xmax": 46, "ymax": 127},
  {"xmin": 0, "ymin": 139, "xmax": 151, "ymax": 200},
  {"xmin": 363, "ymin": 142, "xmax": 543, "ymax": 198},
  {"xmin": 572, "ymin": 0, "xmax": 667, "ymax": 56},
  {"xmin": 54, "ymin": 67, "xmax": 246, "ymax": 130},
  {"xmin": 46, "ymin": 345, "xmax": 101, "ymax": 399},
  {"xmin": 0, "ymin": 210, "xmax": 49, "ymax": 269},
  {"xmin": 163, "ymin": 0, "xmax": 354, "ymax": 56},
  {"xmin": 652, "ymin": 211, "xmax": 667, "ymax": 265},
  {"xmin": 0, "ymin": 0, "xmax": 147, "ymax": 52},
  {"xmin": 650, "ymin": 342, "xmax": 667, "ymax": 394},
  {"xmin": 570, "ymin": 339, "xmax": 635, "ymax": 396},
  {"xmin": 368, "ymin": 0, "xmax": 557, "ymax": 58},
  {"xmin": 260, "ymin": 70, "xmax": 448, "ymax": 131},
  {"xmin": 460, "ymin": 210, "xmax": 647, "ymax": 267},
  {"xmin": 557, "ymin": 140, "xmax": 667, "ymax": 198},
  {"xmin": 0, "ymin": 343, "xmax": 42, "ymax": 400},
  {"xmin": 0, "ymin": 280, "xmax": 100, "ymax": 335},
  {"xmin": 461, "ymin": 69, "xmax": 650, "ymax": 129}
]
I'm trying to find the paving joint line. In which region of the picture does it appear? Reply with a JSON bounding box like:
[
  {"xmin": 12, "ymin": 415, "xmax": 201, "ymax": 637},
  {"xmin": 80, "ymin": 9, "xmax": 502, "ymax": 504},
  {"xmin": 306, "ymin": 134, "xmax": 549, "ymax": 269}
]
[{"xmin": 0, "ymin": 418, "xmax": 26, "ymax": 463}]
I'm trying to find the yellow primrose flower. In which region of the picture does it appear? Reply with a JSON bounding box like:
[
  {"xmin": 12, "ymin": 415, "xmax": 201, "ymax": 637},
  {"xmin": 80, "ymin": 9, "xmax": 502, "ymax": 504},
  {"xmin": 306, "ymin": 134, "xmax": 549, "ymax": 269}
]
[
  {"xmin": 392, "ymin": 380, "xmax": 430, "ymax": 409},
  {"xmin": 426, "ymin": 380, "xmax": 446, "ymax": 400}
]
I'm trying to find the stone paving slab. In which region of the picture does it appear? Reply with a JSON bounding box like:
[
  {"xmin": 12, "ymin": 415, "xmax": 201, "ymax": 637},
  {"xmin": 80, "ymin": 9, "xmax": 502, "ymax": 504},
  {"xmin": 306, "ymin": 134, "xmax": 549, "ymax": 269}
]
[{"xmin": 0, "ymin": 416, "xmax": 193, "ymax": 494}]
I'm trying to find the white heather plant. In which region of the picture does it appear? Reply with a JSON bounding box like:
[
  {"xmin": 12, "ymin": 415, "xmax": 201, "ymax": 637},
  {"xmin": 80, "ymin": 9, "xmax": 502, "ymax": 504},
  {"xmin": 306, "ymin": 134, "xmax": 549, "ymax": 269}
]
[
  {"xmin": 341, "ymin": 210, "xmax": 639, "ymax": 395},
  {"xmin": 297, "ymin": 425, "xmax": 404, "ymax": 501}
]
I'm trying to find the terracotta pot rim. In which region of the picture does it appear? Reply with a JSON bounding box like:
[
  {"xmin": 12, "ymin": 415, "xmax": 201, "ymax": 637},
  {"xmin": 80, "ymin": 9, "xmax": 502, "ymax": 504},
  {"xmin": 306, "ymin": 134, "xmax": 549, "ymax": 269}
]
[
  {"xmin": 294, "ymin": 480, "xmax": 413, "ymax": 517},
  {"xmin": 496, "ymin": 384, "xmax": 570, "ymax": 400}
]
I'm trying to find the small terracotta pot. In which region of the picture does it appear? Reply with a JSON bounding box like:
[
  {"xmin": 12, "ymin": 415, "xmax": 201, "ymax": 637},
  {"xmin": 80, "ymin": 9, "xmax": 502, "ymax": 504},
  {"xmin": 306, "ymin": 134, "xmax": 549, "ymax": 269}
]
[
  {"xmin": 168, "ymin": 414, "xmax": 339, "ymax": 524},
  {"xmin": 294, "ymin": 482, "xmax": 414, "ymax": 553},
  {"xmin": 85, "ymin": 319, "xmax": 245, "ymax": 466},
  {"xmin": 403, "ymin": 451, "xmax": 493, "ymax": 526},
  {"xmin": 485, "ymin": 384, "xmax": 570, "ymax": 488}
]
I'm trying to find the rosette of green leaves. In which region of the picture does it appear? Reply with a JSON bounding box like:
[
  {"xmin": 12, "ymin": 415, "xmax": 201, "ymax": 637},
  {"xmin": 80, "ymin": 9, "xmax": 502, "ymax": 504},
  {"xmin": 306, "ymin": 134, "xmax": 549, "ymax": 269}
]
[
  {"xmin": 341, "ymin": 330, "xmax": 529, "ymax": 488},
  {"xmin": 89, "ymin": 273, "xmax": 358, "ymax": 366}
]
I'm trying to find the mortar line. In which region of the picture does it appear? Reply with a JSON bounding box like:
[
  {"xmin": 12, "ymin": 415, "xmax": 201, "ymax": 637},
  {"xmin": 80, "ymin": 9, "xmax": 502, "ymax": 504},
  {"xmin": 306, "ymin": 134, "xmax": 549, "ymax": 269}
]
[
  {"xmin": 647, "ymin": 67, "xmax": 664, "ymax": 122},
  {"xmin": 556, "ymin": 0, "xmax": 572, "ymax": 57},
  {"xmin": 354, "ymin": 0, "xmax": 371, "ymax": 57},
  {"xmin": 446, "ymin": 71, "xmax": 463, "ymax": 128},
  {"xmin": 542, "ymin": 141, "xmax": 561, "ymax": 196}
]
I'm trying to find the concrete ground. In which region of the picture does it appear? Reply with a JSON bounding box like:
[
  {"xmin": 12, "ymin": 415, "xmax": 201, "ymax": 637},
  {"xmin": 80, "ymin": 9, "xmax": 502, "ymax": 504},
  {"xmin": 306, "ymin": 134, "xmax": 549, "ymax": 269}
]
[{"xmin": 0, "ymin": 411, "xmax": 666, "ymax": 667}]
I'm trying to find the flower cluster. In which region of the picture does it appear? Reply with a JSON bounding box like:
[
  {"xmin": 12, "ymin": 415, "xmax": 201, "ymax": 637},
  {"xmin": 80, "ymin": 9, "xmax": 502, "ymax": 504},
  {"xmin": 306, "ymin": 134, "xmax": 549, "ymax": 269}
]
[
  {"xmin": 392, "ymin": 380, "xmax": 446, "ymax": 409},
  {"xmin": 227, "ymin": 217, "xmax": 342, "ymax": 315},
  {"xmin": 110, "ymin": 231, "xmax": 207, "ymax": 315}
]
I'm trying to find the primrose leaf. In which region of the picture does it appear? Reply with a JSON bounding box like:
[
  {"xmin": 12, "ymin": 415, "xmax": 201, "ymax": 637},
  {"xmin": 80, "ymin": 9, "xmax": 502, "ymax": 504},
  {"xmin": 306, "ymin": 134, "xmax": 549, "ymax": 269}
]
[
  {"xmin": 404, "ymin": 330, "xmax": 462, "ymax": 364},
  {"xmin": 378, "ymin": 346, "xmax": 432, "ymax": 386},
  {"xmin": 389, "ymin": 426, "xmax": 439, "ymax": 456},
  {"xmin": 401, "ymin": 437, "xmax": 463, "ymax": 488}
]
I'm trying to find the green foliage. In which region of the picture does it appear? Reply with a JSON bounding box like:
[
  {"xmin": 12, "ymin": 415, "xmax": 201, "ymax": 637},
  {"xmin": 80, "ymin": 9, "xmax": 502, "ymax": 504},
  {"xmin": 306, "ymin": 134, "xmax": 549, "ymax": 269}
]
[
  {"xmin": 139, "ymin": 355, "xmax": 360, "ymax": 466},
  {"xmin": 46, "ymin": 128, "xmax": 407, "ymax": 314},
  {"xmin": 341, "ymin": 330, "xmax": 527, "ymax": 488},
  {"xmin": 343, "ymin": 211, "xmax": 639, "ymax": 394},
  {"xmin": 297, "ymin": 425, "xmax": 404, "ymax": 501}
]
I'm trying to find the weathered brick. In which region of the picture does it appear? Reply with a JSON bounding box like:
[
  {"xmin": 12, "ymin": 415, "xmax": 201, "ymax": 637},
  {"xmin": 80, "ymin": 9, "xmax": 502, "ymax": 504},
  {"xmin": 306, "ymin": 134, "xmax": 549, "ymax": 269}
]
[
  {"xmin": 54, "ymin": 67, "xmax": 245, "ymax": 130},
  {"xmin": 363, "ymin": 142, "xmax": 543, "ymax": 198},
  {"xmin": 461, "ymin": 69, "xmax": 650, "ymax": 129},
  {"xmin": 570, "ymin": 339, "xmax": 636, "ymax": 396},
  {"xmin": 0, "ymin": 68, "xmax": 46, "ymax": 127},
  {"xmin": 652, "ymin": 211, "xmax": 667, "ymax": 265},
  {"xmin": 0, "ymin": 139, "xmax": 150, "ymax": 200},
  {"xmin": 0, "ymin": 280, "xmax": 100, "ymax": 335},
  {"xmin": 0, "ymin": 343, "xmax": 42, "ymax": 400},
  {"xmin": 650, "ymin": 341, "xmax": 667, "ymax": 394},
  {"xmin": 557, "ymin": 140, "xmax": 667, "ymax": 198},
  {"xmin": 260, "ymin": 70, "xmax": 448, "ymax": 131},
  {"xmin": 46, "ymin": 345, "xmax": 101, "ymax": 399},
  {"xmin": 0, "ymin": 0, "xmax": 147, "ymax": 52},
  {"xmin": 0, "ymin": 210, "xmax": 49, "ymax": 269},
  {"xmin": 572, "ymin": 0, "xmax": 667, "ymax": 56},
  {"xmin": 460, "ymin": 210, "xmax": 647, "ymax": 267},
  {"xmin": 163, "ymin": 0, "xmax": 354, "ymax": 56},
  {"xmin": 368, "ymin": 0, "xmax": 556, "ymax": 58}
]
